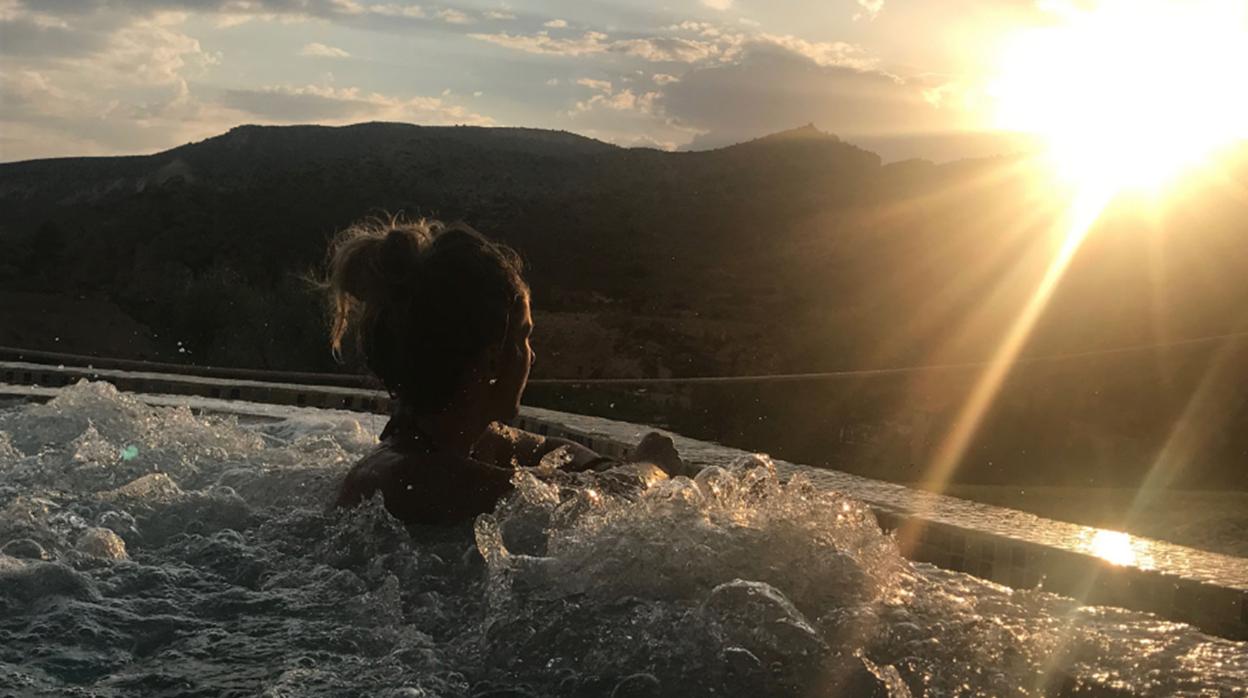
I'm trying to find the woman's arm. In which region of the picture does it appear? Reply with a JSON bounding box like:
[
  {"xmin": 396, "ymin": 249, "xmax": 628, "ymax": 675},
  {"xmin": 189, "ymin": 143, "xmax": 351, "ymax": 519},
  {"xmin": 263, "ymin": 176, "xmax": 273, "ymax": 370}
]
[{"xmin": 472, "ymin": 422, "xmax": 602, "ymax": 470}]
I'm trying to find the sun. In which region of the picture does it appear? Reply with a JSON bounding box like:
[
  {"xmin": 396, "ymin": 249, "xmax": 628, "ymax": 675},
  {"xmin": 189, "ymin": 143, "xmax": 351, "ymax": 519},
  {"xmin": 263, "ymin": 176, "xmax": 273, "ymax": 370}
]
[{"xmin": 989, "ymin": 0, "xmax": 1248, "ymax": 197}]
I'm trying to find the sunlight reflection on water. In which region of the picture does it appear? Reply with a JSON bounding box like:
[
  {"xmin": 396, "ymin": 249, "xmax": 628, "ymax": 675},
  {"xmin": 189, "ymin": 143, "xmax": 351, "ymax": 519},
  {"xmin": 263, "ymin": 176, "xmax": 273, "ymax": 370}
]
[{"xmin": 1083, "ymin": 529, "xmax": 1155, "ymax": 568}]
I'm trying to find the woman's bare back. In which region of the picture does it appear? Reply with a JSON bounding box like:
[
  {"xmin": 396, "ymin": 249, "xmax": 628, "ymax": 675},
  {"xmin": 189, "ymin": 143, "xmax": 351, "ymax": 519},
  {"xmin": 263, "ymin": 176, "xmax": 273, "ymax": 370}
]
[{"xmin": 336, "ymin": 440, "xmax": 516, "ymax": 525}]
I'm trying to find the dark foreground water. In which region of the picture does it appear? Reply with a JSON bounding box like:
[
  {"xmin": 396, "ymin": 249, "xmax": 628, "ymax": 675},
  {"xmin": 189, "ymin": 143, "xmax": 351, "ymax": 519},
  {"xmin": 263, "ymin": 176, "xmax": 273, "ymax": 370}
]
[{"xmin": 0, "ymin": 382, "xmax": 1244, "ymax": 697}]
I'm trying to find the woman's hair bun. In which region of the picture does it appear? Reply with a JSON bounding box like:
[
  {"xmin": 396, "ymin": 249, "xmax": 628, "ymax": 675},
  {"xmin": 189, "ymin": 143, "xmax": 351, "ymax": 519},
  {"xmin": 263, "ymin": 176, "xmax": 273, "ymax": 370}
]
[
  {"xmin": 377, "ymin": 226, "xmax": 426, "ymax": 291},
  {"xmin": 334, "ymin": 220, "xmax": 431, "ymax": 304},
  {"xmin": 325, "ymin": 217, "xmax": 434, "ymax": 356}
]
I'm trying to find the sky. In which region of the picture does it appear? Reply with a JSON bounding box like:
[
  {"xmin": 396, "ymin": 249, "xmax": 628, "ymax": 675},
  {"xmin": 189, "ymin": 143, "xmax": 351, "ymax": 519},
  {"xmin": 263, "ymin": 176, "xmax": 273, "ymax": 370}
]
[{"xmin": 0, "ymin": 0, "xmax": 1060, "ymax": 163}]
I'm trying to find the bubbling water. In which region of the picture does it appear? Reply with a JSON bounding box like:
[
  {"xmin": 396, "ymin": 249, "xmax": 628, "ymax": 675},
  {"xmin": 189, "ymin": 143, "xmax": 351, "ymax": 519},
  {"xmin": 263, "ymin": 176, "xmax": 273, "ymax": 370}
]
[
  {"xmin": 0, "ymin": 381, "xmax": 1244, "ymax": 697},
  {"xmin": 470, "ymin": 460, "xmax": 910, "ymax": 696}
]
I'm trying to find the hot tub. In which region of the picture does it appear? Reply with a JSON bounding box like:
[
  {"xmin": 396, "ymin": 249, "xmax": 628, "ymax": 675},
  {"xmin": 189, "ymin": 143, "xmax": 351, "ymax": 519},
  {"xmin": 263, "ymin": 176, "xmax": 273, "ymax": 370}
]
[{"xmin": 0, "ymin": 380, "xmax": 1245, "ymax": 696}]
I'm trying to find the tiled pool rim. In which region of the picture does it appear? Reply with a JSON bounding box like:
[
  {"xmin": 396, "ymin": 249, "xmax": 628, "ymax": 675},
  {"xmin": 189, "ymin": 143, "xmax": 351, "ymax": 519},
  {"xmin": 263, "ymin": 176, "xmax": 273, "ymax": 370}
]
[{"xmin": 2, "ymin": 358, "xmax": 1246, "ymax": 641}]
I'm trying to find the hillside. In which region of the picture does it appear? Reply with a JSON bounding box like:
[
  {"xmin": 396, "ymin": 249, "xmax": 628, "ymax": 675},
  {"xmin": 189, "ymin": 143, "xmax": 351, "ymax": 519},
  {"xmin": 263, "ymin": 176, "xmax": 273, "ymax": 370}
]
[
  {"xmin": 2, "ymin": 123, "xmax": 1247, "ymax": 489},
  {"xmin": 0, "ymin": 121, "xmax": 888, "ymax": 367}
]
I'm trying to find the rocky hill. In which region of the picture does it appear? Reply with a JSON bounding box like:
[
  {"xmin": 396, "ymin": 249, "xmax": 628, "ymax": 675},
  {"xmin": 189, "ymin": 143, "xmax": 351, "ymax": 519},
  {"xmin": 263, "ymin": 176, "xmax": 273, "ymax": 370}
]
[{"xmin": 0, "ymin": 121, "xmax": 890, "ymax": 366}]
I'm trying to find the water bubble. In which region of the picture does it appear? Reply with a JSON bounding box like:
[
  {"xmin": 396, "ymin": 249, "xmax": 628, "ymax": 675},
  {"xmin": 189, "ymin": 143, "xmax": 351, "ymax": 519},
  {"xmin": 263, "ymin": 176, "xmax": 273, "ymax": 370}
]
[
  {"xmin": 1, "ymin": 538, "xmax": 48, "ymax": 560},
  {"xmin": 103, "ymin": 472, "xmax": 183, "ymax": 502},
  {"xmin": 75, "ymin": 527, "xmax": 128, "ymax": 560},
  {"xmin": 97, "ymin": 510, "xmax": 138, "ymax": 541},
  {"xmin": 610, "ymin": 672, "xmax": 660, "ymax": 697},
  {"xmin": 536, "ymin": 444, "xmax": 576, "ymax": 473}
]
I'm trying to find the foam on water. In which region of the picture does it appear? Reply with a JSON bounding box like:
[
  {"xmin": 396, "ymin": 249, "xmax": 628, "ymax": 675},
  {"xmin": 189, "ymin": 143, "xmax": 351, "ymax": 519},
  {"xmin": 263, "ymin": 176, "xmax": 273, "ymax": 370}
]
[{"xmin": 0, "ymin": 381, "xmax": 1244, "ymax": 696}]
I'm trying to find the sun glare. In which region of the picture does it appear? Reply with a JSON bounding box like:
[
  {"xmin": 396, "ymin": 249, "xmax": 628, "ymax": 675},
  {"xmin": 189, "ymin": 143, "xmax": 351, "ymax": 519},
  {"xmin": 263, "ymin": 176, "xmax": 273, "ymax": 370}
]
[
  {"xmin": 1086, "ymin": 530, "xmax": 1137, "ymax": 567},
  {"xmin": 990, "ymin": 0, "xmax": 1248, "ymax": 196},
  {"xmin": 912, "ymin": 2, "xmax": 1248, "ymax": 513}
]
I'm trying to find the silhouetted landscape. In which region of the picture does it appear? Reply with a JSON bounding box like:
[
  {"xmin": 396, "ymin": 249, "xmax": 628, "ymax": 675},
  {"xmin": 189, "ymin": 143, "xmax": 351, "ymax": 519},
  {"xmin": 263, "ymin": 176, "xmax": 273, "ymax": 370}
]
[{"xmin": 3, "ymin": 122, "xmax": 1247, "ymax": 492}]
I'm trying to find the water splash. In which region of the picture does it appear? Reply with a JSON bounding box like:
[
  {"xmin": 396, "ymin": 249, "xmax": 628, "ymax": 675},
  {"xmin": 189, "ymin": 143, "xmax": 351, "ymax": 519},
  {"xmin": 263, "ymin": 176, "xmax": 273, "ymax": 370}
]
[{"xmin": 0, "ymin": 381, "xmax": 1243, "ymax": 696}]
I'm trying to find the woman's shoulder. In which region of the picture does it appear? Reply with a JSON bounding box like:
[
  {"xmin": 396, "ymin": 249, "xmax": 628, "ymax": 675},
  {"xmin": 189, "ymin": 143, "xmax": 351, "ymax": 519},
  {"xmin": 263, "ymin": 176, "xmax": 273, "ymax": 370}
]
[
  {"xmin": 335, "ymin": 444, "xmax": 406, "ymax": 507},
  {"xmin": 338, "ymin": 441, "xmax": 445, "ymax": 494}
]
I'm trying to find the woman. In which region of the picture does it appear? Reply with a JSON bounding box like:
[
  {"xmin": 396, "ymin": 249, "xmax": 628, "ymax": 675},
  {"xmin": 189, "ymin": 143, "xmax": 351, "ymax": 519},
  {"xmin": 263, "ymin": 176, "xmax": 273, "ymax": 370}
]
[{"xmin": 326, "ymin": 217, "xmax": 685, "ymax": 525}]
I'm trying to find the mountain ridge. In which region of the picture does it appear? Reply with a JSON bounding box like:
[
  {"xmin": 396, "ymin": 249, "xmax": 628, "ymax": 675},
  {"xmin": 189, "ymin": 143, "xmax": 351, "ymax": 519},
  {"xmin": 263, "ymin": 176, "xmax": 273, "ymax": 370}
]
[{"xmin": 0, "ymin": 122, "xmax": 621, "ymax": 167}]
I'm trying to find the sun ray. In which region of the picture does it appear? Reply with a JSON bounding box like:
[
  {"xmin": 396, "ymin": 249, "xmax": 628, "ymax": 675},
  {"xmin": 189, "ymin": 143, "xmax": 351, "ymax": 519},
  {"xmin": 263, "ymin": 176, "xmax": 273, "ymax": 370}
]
[
  {"xmin": 903, "ymin": 0, "xmax": 1248, "ymax": 521},
  {"xmin": 1122, "ymin": 320, "xmax": 1248, "ymax": 525},
  {"xmin": 853, "ymin": 156, "xmax": 1062, "ymax": 368},
  {"xmin": 896, "ymin": 187, "xmax": 1112, "ymax": 557},
  {"xmin": 913, "ymin": 187, "xmax": 1110, "ymax": 501}
]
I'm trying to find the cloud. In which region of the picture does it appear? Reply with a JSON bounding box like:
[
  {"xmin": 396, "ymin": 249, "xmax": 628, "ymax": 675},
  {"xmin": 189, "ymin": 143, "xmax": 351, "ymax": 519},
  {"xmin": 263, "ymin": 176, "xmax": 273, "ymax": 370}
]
[
  {"xmin": 567, "ymin": 76, "xmax": 661, "ymax": 119},
  {"xmin": 562, "ymin": 76, "xmax": 699, "ymax": 151},
  {"xmin": 0, "ymin": 5, "xmax": 236, "ymax": 161},
  {"xmin": 0, "ymin": 0, "xmax": 497, "ymax": 161},
  {"xmin": 664, "ymin": 21, "xmax": 721, "ymax": 36},
  {"xmin": 574, "ymin": 89, "xmax": 659, "ymax": 115},
  {"xmin": 575, "ymin": 78, "xmax": 613, "ymax": 93},
  {"xmin": 105, "ymin": 16, "xmax": 220, "ymax": 85},
  {"xmin": 651, "ymin": 22, "xmax": 875, "ymax": 71},
  {"xmin": 300, "ymin": 42, "xmax": 350, "ymax": 58},
  {"xmin": 469, "ymin": 30, "xmax": 611, "ymax": 57},
  {"xmin": 854, "ymin": 0, "xmax": 884, "ymax": 21},
  {"xmin": 470, "ymin": 30, "xmax": 719, "ymax": 63},
  {"xmin": 366, "ymin": 3, "xmax": 425, "ymax": 18},
  {"xmin": 755, "ymin": 33, "xmax": 874, "ymax": 69},
  {"xmin": 611, "ymin": 36, "xmax": 718, "ymax": 63},
  {"xmin": 1, "ymin": 63, "xmax": 235, "ymax": 162},
  {"xmin": 0, "ymin": 14, "xmax": 111, "ymax": 58},
  {"xmin": 435, "ymin": 8, "xmax": 472, "ymax": 24},
  {"xmin": 220, "ymin": 83, "xmax": 493, "ymax": 125},
  {"xmin": 659, "ymin": 44, "xmax": 963, "ymax": 150},
  {"xmin": 220, "ymin": 86, "xmax": 366, "ymax": 120},
  {"xmin": 9, "ymin": 1, "xmax": 443, "ymax": 27},
  {"xmin": 469, "ymin": 22, "xmax": 870, "ymax": 70},
  {"xmin": 0, "ymin": 10, "xmax": 218, "ymax": 88},
  {"xmin": 474, "ymin": 24, "xmax": 892, "ymax": 153},
  {"xmin": 0, "ymin": 0, "xmax": 975, "ymax": 163},
  {"xmin": 0, "ymin": 4, "xmax": 216, "ymax": 78},
  {"xmin": 27, "ymin": 0, "xmax": 368, "ymax": 22},
  {"xmin": 1, "ymin": 69, "xmax": 93, "ymax": 122}
]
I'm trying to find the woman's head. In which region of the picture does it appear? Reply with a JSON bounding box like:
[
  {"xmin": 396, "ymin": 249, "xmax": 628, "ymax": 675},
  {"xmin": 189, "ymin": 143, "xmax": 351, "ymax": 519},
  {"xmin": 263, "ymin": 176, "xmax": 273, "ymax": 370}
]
[{"xmin": 326, "ymin": 217, "xmax": 532, "ymax": 419}]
